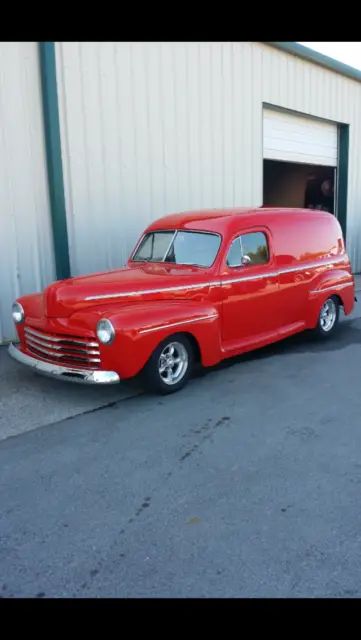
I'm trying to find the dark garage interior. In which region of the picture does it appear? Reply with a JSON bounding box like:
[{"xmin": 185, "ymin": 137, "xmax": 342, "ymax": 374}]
[{"xmin": 263, "ymin": 159, "xmax": 336, "ymax": 215}]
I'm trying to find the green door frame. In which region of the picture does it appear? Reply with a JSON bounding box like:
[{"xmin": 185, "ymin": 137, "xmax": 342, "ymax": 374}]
[
  {"xmin": 337, "ymin": 124, "xmax": 349, "ymax": 243},
  {"xmin": 38, "ymin": 42, "xmax": 71, "ymax": 280}
]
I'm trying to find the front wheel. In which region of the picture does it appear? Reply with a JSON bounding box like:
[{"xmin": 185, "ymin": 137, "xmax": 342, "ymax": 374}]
[
  {"xmin": 312, "ymin": 296, "xmax": 340, "ymax": 339},
  {"xmin": 141, "ymin": 334, "xmax": 194, "ymax": 394}
]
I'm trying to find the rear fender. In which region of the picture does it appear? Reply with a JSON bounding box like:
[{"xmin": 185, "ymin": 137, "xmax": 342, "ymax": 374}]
[
  {"xmin": 306, "ymin": 269, "xmax": 355, "ymax": 328},
  {"xmin": 105, "ymin": 301, "xmax": 222, "ymax": 378}
]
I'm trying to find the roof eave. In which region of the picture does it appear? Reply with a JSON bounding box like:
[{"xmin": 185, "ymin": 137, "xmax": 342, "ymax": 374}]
[{"xmin": 264, "ymin": 42, "xmax": 361, "ymax": 85}]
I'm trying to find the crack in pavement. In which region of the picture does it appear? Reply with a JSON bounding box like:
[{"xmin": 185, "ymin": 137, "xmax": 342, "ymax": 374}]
[{"xmin": 77, "ymin": 414, "xmax": 233, "ymax": 594}]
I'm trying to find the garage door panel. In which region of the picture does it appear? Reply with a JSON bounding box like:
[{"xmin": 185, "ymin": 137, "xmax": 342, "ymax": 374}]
[
  {"xmin": 265, "ymin": 127, "xmax": 338, "ymax": 150},
  {"xmin": 264, "ymin": 138, "xmax": 338, "ymax": 160},
  {"xmin": 263, "ymin": 108, "xmax": 338, "ymax": 167},
  {"xmin": 264, "ymin": 140, "xmax": 338, "ymax": 166}
]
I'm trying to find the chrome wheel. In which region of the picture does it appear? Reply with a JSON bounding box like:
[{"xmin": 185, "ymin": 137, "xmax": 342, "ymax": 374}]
[
  {"xmin": 158, "ymin": 341, "xmax": 189, "ymax": 386},
  {"xmin": 320, "ymin": 298, "xmax": 337, "ymax": 332}
]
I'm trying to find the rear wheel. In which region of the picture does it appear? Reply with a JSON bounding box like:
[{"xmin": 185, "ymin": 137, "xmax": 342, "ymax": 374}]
[
  {"xmin": 141, "ymin": 334, "xmax": 194, "ymax": 394},
  {"xmin": 312, "ymin": 296, "xmax": 340, "ymax": 339}
]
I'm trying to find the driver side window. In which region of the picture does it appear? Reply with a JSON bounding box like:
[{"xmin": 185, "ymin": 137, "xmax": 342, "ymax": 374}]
[{"xmin": 226, "ymin": 231, "xmax": 269, "ymax": 267}]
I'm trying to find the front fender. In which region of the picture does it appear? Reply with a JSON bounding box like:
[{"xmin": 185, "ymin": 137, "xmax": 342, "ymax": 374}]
[
  {"xmin": 306, "ymin": 268, "xmax": 355, "ymax": 328},
  {"xmin": 103, "ymin": 301, "xmax": 222, "ymax": 379}
]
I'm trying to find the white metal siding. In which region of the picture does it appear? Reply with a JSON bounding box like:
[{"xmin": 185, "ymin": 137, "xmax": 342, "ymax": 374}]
[
  {"xmin": 0, "ymin": 43, "xmax": 55, "ymax": 344},
  {"xmin": 263, "ymin": 108, "xmax": 338, "ymax": 166},
  {"xmin": 55, "ymin": 42, "xmax": 361, "ymax": 274}
]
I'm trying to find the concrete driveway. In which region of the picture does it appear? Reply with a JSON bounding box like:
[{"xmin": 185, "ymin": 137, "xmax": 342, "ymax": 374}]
[
  {"xmin": 0, "ymin": 347, "xmax": 142, "ymax": 441},
  {"xmin": 1, "ymin": 296, "xmax": 361, "ymax": 597}
]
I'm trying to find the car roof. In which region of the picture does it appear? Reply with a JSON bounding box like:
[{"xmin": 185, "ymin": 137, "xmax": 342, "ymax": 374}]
[{"xmin": 147, "ymin": 207, "xmax": 330, "ymax": 235}]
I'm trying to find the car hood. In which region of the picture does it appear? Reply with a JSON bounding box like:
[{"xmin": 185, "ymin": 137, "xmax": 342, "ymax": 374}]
[{"xmin": 43, "ymin": 264, "xmax": 211, "ymax": 318}]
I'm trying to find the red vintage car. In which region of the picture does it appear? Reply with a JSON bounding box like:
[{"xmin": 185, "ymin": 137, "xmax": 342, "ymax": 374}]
[{"xmin": 9, "ymin": 207, "xmax": 355, "ymax": 394}]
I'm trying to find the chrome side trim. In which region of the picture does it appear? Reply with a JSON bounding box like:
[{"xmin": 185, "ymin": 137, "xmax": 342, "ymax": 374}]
[
  {"xmin": 224, "ymin": 257, "xmax": 346, "ymax": 285},
  {"xmin": 84, "ymin": 256, "xmax": 348, "ymax": 301},
  {"xmin": 25, "ymin": 327, "xmax": 98, "ymax": 348},
  {"xmin": 309, "ymin": 282, "xmax": 354, "ymax": 295},
  {"xmin": 85, "ymin": 281, "xmax": 217, "ymax": 301},
  {"xmin": 223, "ymin": 271, "xmax": 278, "ymax": 285},
  {"xmin": 8, "ymin": 343, "xmax": 119, "ymax": 385},
  {"xmin": 277, "ymin": 256, "xmax": 344, "ymax": 275},
  {"xmin": 139, "ymin": 314, "xmax": 219, "ymax": 335}
]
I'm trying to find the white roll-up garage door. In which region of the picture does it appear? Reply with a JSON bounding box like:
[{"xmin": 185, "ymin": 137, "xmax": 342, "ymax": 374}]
[{"xmin": 263, "ymin": 108, "xmax": 338, "ymax": 167}]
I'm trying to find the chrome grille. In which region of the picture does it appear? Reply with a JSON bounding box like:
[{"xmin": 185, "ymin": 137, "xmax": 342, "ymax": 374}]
[{"xmin": 24, "ymin": 327, "xmax": 101, "ymax": 370}]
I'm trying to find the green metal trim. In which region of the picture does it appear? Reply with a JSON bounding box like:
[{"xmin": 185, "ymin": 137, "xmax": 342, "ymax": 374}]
[
  {"xmin": 265, "ymin": 42, "xmax": 361, "ymax": 85},
  {"xmin": 39, "ymin": 42, "xmax": 71, "ymax": 280},
  {"xmin": 338, "ymin": 124, "xmax": 349, "ymax": 242}
]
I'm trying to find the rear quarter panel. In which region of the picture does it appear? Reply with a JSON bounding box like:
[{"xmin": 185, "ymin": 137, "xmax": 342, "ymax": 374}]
[
  {"xmin": 270, "ymin": 210, "xmax": 354, "ymax": 328},
  {"xmin": 305, "ymin": 268, "xmax": 355, "ymax": 328}
]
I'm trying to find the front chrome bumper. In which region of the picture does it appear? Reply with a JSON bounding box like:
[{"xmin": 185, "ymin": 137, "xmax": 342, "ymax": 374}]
[{"xmin": 8, "ymin": 343, "xmax": 120, "ymax": 385}]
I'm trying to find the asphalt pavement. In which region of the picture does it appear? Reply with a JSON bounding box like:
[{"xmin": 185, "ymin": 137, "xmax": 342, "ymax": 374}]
[
  {"xmin": 1, "ymin": 300, "xmax": 361, "ymax": 597},
  {"xmin": 0, "ymin": 346, "xmax": 139, "ymax": 442}
]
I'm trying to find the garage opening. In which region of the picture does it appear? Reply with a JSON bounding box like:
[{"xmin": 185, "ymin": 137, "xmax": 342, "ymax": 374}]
[
  {"xmin": 263, "ymin": 159, "xmax": 336, "ymax": 214},
  {"xmin": 263, "ymin": 107, "xmax": 338, "ymax": 216}
]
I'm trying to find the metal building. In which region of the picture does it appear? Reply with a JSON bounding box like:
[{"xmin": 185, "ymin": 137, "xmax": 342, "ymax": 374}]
[
  {"xmin": 2, "ymin": 41, "xmax": 361, "ymax": 343},
  {"xmin": 0, "ymin": 43, "xmax": 55, "ymax": 344}
]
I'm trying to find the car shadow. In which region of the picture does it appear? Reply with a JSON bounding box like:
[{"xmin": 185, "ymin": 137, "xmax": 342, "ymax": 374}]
[{"xmin": 195, "ymin": 316, "xmax": 361, "ymax": 376}]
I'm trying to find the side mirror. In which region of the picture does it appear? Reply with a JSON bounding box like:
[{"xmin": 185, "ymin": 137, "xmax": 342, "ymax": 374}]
[{"xmin": 241, "ymin": 255, "xmax": 252, "ymax": 266}]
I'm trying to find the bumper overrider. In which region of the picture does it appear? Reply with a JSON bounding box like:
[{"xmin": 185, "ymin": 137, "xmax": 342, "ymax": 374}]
[{"xmin": 8, "ymin": 343, "xmax": 120, "ymax": 385}]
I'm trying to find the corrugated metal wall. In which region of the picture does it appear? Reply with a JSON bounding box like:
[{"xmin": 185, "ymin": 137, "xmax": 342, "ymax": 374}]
[
  {"xmin": 0, "ymin": 43, "xmax": 55, "ymax": 343},
  {"xmin": 55, "ymin": 42, "xmax": 361, "ymax": 275}
]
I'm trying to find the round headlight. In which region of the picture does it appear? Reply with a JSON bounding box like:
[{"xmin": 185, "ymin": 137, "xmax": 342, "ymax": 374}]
[
  {"xmin": 12, "ymin": 302, "xmax": 25, "ymax": 325},
  {"xmin": 96, "ymin": 319, "xmax": 115, "ymax": 345}
]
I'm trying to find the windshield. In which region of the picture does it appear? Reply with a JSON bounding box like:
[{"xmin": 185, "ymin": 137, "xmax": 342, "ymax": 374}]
[{"xmin": 132, "ymin": 230, "xmax": 221, "ymax": 268}]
